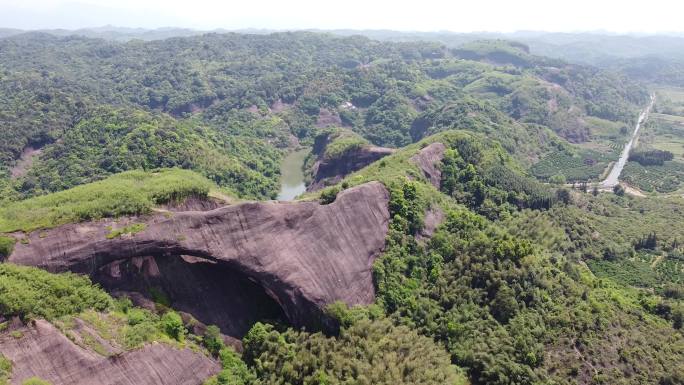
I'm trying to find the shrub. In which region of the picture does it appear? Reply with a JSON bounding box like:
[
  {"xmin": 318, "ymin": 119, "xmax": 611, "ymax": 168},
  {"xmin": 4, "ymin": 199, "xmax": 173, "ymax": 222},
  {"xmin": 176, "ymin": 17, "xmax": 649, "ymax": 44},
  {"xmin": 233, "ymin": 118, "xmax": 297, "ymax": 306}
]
[
  {"xmin": 0, "ymin": 263, "xmax": 112, "ymax": 320},
  {"xmin": 319, "ymin": 186, "xmax": 340, "ymax": 204},
  {"xmin": 203, "ymin": 325, "xmax": 224, "ymax": 356},
  {"xmin": 0, "ymin": 354, "xmax": 11, "ymax": 385},
  {"xmin": 549, "ymin": 174, "xmax": 567, "ymax": 185},
  {"xmin": 216, "ymin": 347, "xmax": 257, "ymax": 385},
  {"xmin": 106, "ymin": 223, "xmax": 147, "ymax": 239},
  {"xmin": 161, "ymin": 311, "xmax": 186, "ymax": 342},
  {"xmin": 0, "ymin": 236, "xmax": 15, "ymax": 259}
]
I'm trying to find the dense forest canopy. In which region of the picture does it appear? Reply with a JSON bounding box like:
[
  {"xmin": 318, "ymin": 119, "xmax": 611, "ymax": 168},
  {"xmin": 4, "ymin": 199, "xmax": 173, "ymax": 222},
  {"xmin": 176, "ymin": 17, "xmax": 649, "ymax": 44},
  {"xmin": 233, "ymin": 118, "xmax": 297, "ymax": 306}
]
[
  {"xmin": 1, "ymin": 29, "xmax": 683, "ymax": 385},
  {"xmin": 0, "ymin": 31, "xmax": 647, "ymax": 202}
]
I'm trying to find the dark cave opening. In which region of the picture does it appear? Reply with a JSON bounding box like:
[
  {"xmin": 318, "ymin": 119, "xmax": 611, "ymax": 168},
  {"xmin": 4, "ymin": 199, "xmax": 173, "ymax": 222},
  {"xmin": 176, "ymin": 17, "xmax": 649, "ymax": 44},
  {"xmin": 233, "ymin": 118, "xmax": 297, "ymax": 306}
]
[{"xmin": 93, "ymin": 254, "xmax": 288, "ymax": 339}]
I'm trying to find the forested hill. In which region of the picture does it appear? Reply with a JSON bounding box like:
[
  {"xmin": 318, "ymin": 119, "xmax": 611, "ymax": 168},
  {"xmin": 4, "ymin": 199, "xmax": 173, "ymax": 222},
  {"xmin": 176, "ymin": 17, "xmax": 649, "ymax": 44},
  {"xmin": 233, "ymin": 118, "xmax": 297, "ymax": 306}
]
[
  {"xmin": 0, "ymin": 32, "xmax": 646, "ymax": 202},
  {"xmin": 1, "ymin": 30, "xmax": 683, "ymax": 385}
]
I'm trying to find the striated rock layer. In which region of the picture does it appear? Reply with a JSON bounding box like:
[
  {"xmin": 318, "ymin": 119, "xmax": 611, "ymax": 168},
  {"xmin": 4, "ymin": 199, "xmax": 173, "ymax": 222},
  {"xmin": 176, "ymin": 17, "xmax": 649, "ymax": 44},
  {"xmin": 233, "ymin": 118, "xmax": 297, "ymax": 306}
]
[
  {"xmin": 8, "ymin": 182, "xmax": 390, "ymax": 331},
  {"xmin": 0, "ymin": 320, "xmax": 219, "ymax": 385}
]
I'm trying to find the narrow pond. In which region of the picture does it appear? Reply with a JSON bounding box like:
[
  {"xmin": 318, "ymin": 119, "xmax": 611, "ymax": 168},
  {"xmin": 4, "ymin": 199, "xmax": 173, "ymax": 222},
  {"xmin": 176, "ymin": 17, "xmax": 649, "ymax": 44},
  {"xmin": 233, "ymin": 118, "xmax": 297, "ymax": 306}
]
[{"xmin": 276, "ymin": 149, "xmax": 309, "ymax": 201}]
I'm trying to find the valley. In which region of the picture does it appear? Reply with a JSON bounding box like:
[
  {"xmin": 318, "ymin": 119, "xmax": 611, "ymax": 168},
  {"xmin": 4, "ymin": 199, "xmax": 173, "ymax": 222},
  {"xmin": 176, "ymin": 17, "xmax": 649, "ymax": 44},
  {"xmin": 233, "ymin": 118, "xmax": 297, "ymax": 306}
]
[
  {"xmin": 0, "ymin": 28, "xmax": 683, "ymax": 385},
  {"xmin": 600, "ymin": 94, "xmax": 655, "ymax": 188}
]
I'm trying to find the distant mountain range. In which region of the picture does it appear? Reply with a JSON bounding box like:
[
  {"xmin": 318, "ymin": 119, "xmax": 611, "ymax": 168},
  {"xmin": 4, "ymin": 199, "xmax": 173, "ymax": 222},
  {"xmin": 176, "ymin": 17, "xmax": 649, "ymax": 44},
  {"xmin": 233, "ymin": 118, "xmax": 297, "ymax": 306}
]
[{"xmin": 3, "ymin": 26, "xmax": 684, "ymax": 65}]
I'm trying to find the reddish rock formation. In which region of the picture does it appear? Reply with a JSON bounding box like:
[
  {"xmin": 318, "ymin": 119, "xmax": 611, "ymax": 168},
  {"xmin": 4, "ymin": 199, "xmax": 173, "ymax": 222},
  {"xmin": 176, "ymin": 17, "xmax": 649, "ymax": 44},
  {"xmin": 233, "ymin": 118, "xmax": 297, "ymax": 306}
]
[
  {"xmin": 410, "ymin": 142, "xmax": 446, "ymax": 188},
  {"xmin": 0, "ymin": 320, "xmax": 219, "ymax": 385},
  {"xmin": 157, "ymin": 195, "xmax": 228, "ymax": 212},
  {"xmin": 308, "ymin": 146, "xmax": 395, "ymax": 191},
  {"xmin": 307, "ymin": 133, "xmax": 395, "ymax": 191},
  {"xmin": 8, "ymin": 182, "xmax": 390, "ymax": 332}
]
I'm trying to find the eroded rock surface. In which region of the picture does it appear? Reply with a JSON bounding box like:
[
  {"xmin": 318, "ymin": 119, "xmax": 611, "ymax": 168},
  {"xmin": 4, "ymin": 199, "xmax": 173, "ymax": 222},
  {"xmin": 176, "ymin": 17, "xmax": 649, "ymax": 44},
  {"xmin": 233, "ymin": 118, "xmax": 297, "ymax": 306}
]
[
  {"xmin": 0, "ymin": 320, "xmax": 219, "ymax": 385},
  {"xmin": 307, "ymin": 133, "xmax": 395, "ymax": 191},
  {"xmin": 410, "ymin": 142, "xmax": 446, "ymax": 188},
  {"xmin": 417, "ymin": 207, "xmax": 445, "ymax": 243},
  {"xmin": 9, "ymin": 182, "xmax": 390, "ymax": 331},
  {"xmin": 308, "ymin": 146, "xmax": 394, "ymax": 191}
]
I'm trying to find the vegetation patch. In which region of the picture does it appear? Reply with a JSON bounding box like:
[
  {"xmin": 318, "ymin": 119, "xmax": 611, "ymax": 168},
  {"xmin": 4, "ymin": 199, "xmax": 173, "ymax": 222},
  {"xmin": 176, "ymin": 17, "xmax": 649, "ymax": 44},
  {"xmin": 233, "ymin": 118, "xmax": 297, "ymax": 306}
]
[
  {"xmin": 322, "ymin": 131, "xmax": 683, "ymax": 384},
  {"xmin": 531, "ymin": 147, "xmax": 617, "ymax": 182},
  {"xmin": 55, "ymin": 304, "xmax": 192, "ymax": 355},
  {"xmin": 203, "ymin": 305, "xmax": 466, "ymax": 385},
  {"xmin": 629, "ymin": 148, "xmax": 674, "ymax": 166},
  {"xmin": 0, "ymin": 236, "xmax": 15, "ymax": 259},
  {"xmin": 0, "ymin": 263, "xmax": 112, "ymax": 320},
  {"xmin": 622, "ymin": 161, "xmax": 684, "ymax": 193},
  {"xmin": 320, "ymin": 129, "xmax": 370, "ymax": 160},
  {"xmin": 0, "ymin": 169, "xmax": 213, "ymax": 232},
  {"xmin": 20, "ymin": 378, "xmax": 52, "ymax": 385},
  {"xmin": 106, "ymin": 223, "xmax": 147, "ymax": 239},
  {"xmin": 0, "ymin": 354, "xmax": 11, "ymax": 385}
]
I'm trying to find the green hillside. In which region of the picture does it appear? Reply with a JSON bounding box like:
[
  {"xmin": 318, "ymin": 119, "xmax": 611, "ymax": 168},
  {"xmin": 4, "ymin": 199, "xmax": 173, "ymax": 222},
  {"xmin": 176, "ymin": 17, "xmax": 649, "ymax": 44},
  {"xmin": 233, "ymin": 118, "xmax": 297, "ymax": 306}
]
[
  {"xmin": 0, "ymin": 32, "xmax": 647, "ymax": 204},
  {"xmin": 1, "ymin": 31, "xmax": 682, "ymax": 385}
]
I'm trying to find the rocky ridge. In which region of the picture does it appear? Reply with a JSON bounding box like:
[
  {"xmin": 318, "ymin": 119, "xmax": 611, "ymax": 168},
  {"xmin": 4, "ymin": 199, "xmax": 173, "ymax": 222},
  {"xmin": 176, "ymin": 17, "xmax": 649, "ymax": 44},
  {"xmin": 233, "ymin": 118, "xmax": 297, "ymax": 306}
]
[{"xmin": 8, "ymin": 182, "xmax": 391, "ymax": 332}]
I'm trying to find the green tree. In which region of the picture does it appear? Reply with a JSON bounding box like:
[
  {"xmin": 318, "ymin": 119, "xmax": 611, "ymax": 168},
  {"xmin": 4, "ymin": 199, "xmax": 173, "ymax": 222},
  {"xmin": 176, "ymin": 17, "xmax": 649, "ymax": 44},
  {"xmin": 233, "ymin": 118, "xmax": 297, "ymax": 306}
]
[{"xmin": 161, "ymin": 311, "xmax": 186, "ymax": 342}]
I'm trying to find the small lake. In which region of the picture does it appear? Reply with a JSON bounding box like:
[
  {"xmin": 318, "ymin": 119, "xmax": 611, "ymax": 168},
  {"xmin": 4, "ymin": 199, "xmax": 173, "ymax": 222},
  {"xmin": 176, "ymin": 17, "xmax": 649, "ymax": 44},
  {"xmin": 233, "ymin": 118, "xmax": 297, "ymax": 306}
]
[{"xmin": 276, "ymin": 149, "xmax": 309, "ymax": 201}]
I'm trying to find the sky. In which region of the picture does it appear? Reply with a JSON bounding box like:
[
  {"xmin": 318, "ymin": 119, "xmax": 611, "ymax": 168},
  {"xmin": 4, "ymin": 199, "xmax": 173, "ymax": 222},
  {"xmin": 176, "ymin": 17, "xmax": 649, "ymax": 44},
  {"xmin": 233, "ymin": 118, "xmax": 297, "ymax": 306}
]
[{"xmin": 0, "ymin": 0, "xmax": 683, "ymax": 34}]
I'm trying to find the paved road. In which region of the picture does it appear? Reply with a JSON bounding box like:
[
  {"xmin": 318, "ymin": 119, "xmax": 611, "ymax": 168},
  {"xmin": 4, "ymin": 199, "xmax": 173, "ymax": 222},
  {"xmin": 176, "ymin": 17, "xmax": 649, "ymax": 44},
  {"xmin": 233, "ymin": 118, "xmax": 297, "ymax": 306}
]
[{"xmin": 600, "ymin": 94, "xmax": 655, "ymax": 188}]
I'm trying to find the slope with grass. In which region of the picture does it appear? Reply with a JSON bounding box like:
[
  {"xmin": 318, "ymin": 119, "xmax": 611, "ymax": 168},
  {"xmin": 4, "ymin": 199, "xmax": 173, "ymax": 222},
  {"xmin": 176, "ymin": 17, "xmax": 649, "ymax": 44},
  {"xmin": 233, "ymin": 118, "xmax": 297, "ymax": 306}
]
[{"xmin": 0, "ymin": 168, "xmax": 215, "ymax": 233}]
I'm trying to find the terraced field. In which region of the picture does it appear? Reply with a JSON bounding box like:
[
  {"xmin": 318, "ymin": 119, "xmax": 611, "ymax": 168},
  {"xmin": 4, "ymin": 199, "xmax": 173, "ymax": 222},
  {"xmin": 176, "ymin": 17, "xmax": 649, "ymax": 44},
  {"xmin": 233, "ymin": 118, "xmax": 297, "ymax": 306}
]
[
  {"xmin": 531, "ymin": 147, "xmax": 617, "ymax": 182},
  {"xmin": 589, "ymin": 251, "xmax": 684, "ymax": 291},
  {"xmin": 621, "ymin": 88, "xmax": 684, "ymax": 193},
  {"xmin": 622, "ymin": 161, "xmax": 684, "ymax": 193}
]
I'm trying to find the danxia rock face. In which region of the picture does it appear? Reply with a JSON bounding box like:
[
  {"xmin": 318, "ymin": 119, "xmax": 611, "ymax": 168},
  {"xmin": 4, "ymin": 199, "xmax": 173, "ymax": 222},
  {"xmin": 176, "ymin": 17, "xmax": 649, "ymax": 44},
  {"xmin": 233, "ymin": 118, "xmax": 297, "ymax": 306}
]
[
  {"xmin": 8, "ymin": 182, "xmax": 391, "ymax": 332},
  {"xmin": 308, "ymin": 146, "xmax": 395, "ymax": 191},
  {"xmin": 0, "ymin": 320, "xmax": 220, "ymax": 385}
]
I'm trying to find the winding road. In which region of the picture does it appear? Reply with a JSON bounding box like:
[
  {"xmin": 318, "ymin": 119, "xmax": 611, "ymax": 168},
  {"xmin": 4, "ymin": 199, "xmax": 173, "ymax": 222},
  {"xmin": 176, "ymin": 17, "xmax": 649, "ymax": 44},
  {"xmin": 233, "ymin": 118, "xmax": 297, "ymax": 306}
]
[{"xmin": 600, "ymin": 94, "xmax": 656, "ymax": 189}]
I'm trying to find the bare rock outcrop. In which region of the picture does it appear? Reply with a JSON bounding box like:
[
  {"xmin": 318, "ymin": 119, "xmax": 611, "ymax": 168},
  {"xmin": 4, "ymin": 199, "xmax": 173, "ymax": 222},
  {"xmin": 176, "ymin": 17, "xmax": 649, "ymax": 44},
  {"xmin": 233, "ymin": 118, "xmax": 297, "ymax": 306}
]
[
  {"xmin": 307, "ymin": 132, "xmax": 395, "ymax": 191},
  {"xmin": 416, "ymin": 207, "xmax": 445, "ymax": 243},
  {"xmin": 0, "ymin": 320, "xmax": 219, "ymax": 385},
  {"xmin": 8, "ymin": 182, "xmax": 390, "ymax": 331},
  {"xmin": 410, "ymin": 142, "xmax": 447, "ymax": 188},
  {"xmin": 308, "ymin": 146, "xmax": 395, "ymax": 191}
]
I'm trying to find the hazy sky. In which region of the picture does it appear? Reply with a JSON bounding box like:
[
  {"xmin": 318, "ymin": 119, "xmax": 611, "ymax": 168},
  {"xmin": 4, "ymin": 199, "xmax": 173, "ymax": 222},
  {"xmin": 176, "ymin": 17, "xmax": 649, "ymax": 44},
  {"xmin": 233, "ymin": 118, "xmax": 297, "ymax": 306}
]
[{"xmin": 0, "ymin": 0, "xmax": 682, "ymax": 33}]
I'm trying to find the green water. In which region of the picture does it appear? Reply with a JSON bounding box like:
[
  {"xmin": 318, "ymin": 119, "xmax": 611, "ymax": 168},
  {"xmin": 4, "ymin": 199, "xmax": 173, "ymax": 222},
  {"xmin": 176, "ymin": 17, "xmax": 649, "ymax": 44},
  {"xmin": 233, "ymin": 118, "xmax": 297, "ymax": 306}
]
[{"xmin": 277, "ymin": 149, "xmax": 309, "ymax": 201}]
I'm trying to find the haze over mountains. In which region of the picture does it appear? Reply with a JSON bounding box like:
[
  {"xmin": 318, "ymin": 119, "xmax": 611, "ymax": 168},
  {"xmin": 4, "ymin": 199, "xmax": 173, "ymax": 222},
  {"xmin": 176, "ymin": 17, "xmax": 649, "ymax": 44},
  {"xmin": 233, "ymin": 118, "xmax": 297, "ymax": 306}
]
[
  {"xmin": 1, "ymin": 20, "xmax": 684, "ymax": 385},
  {"xmin": 5, "ymin": 25, "xmax": 684, "ymax": 62}
]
